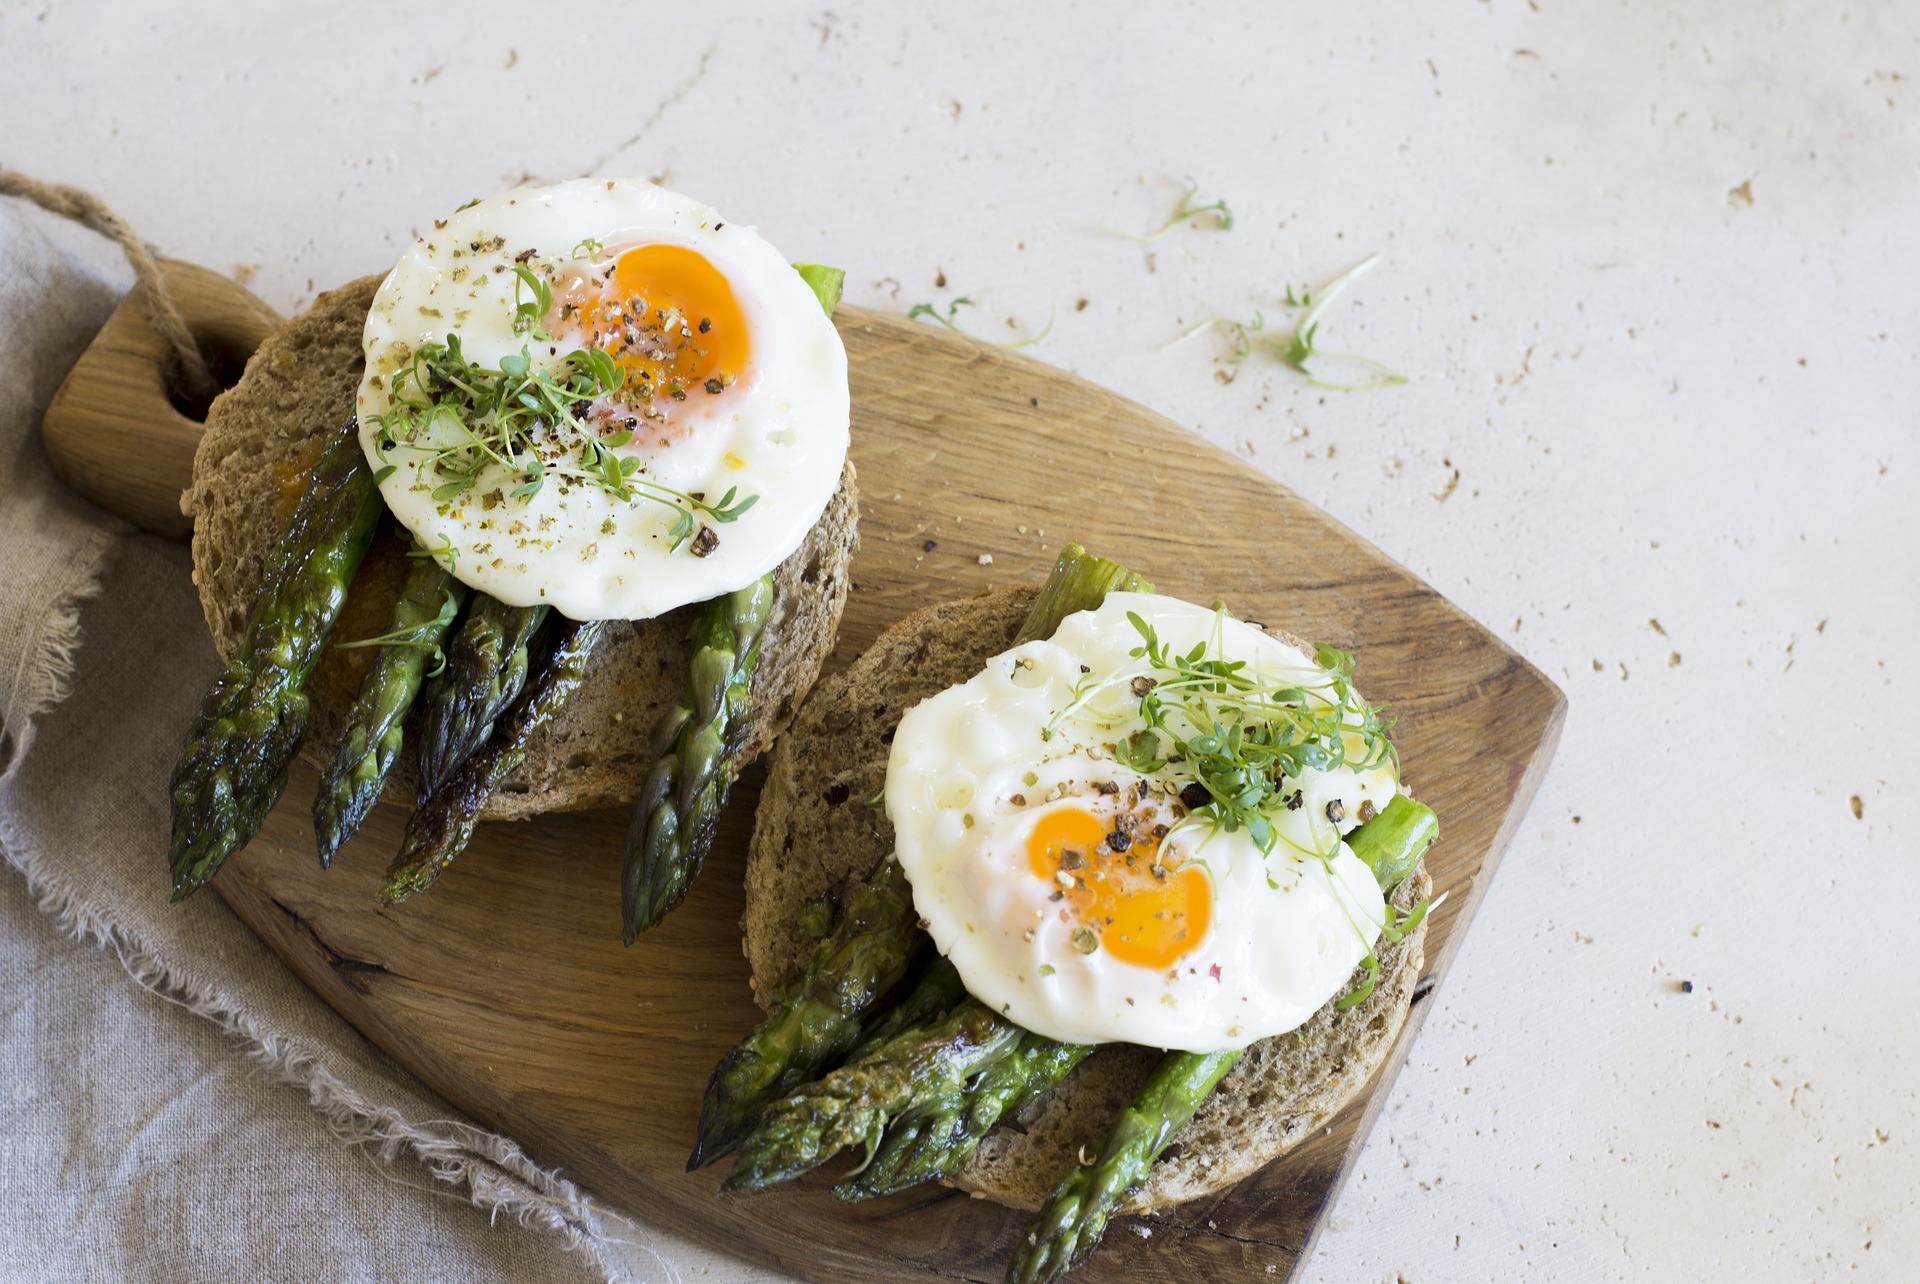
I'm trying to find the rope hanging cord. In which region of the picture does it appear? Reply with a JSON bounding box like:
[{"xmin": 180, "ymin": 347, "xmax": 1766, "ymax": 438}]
[{"xmin": 0, "ymin": 168, "xmax": 219, "ymax": 403}]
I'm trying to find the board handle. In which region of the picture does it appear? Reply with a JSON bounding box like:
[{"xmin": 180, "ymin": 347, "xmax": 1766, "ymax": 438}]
[{"xmin": 41, "ymin": 259, "xmax": 283, "ymax": 542}]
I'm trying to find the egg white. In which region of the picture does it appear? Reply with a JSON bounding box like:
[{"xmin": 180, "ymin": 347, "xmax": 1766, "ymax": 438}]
[
  {"xmin": 885, "ymin": 593, "xmax": 1400, "ymax": 1053},
  {"xmin": 355, "ymin": 178, "xmax": 849, "ymax": 621}
]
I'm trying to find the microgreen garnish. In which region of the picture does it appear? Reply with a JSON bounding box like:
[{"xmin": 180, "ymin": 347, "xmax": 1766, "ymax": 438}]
[
  {"xmin": 511, "ymin": 264, "xmax": 554, "ymax": 340},
  {"xmin": 1162, "ymin": 253, "xmax": 1407, "ymax": 391},
  {"xmin": 1110, "ymin": 176, "xmax": 1234, "ymax": 241},
  {"xmin": 907, "ymin": 296, "xmax": 975, "ymax": 332},
  {"xmin": 571, "ymin": 237, "xmax": 603, "ymax": 260},
  {"xmin": 370, "ymin": 333, "xmax": 755, "ymax": 552},
  {"xmin": 335, "ymin": 588, "xmax": 461, "ymax": 677},
  {"xmin": 406, "ymin": 532, "xmax": 459, "ymax": 572},
  {"xmin": 1334, "ymin": 892, "xmax": 1433, "ymax": 1010},
  {"xmin": 1050, "ymin": 608, "xmax": 1395, "ymax": 858},
  {"xmin": 907, "ymin": 295, "xmax": 1055, "ymax": 348}
]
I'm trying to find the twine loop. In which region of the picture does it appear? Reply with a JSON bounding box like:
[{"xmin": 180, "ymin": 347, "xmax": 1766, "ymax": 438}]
[{"xmin": 0, "ymin": 168, "xmax": 220, "ymax": 404}]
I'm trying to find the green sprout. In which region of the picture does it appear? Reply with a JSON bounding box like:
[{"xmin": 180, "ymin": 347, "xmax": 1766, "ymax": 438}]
[
  {"xmin": 1109, "ymin": 177, "xmax": 1234, "ymax": 241},
  {"xmin": 370, "ymin": 333, "xmax": 754, "ymax": 553},
  {"xmin": 334, "ymin": 588, "xmax": 462, "ymax": 677},
  {"xmin": 1048, "ymin": 607, "xmax": 1396, "ymax": 859},
  {"xmin": 1162, "ymin": 254, "xmax": 1407, "ymax": 391},
  {"xmin": 907, "ymin": 295, "xmax": 1055, "ymax": 348}
]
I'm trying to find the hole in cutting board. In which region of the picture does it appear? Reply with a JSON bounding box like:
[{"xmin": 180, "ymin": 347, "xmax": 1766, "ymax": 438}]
[{"xmin": 164, "ymin": 328, "xmax": 257, "ymax": 423}]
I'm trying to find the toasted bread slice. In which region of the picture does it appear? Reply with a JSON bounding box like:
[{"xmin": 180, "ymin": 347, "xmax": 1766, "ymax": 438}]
[
  {"xmin": 185, "ymin": 274, "xmax": 858, "ymax": 820},
  {"xmin": 744, "ymin": 586, "xmax": 1428, "ymax": 1213}
]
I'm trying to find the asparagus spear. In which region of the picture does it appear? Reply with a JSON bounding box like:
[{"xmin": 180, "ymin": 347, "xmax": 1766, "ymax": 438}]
[
  {"xmin": 692, "ymin": 544, "xmax": 1151, "ymax": 1167},
  {"xmin": 621, "ymin": 263, "xmax": 840, "ymax": 935},
  {"xmin": 844, "ymin": 956, "xmax": 966, "ymax": 1064},
  {"xmin": 312, "ymin": 546, "xmax": 467, "ymax": 865},
  {"xmin": 622, "ymin": 573, "xmax": 775, "ymax": 938},
  {"xmin": 382, "ymin": 617, "xmax": 604, "ymax": 903},
  {"xmin": 414, "ymin": 595, "xmax": 548, "ymax": 798},
  {"xmin": 168, "ymin": 419, "xmax": 383, "ymax": 901},
  {"xmin": 1011, "ymin": 542, "xmax": 1153, "ymax": 647},
  {"xmin": 691, "ymin": 856, "xmax": 925, "ymax": 1169},
  {"xmin": 724, "ymin": 996, "xmax": 1026, "ymax": 1191},
  {"xmin": 1353, "ymin": 794, "xmax": 1438, "ymax": 893},
  {"xmin": 834, "ymin": 1032, "xmax": 1093, "ymax": 1202},
  {"xmin": 1009, "ymin": 1048, "xmax": 1243, "ymax": 1284}
]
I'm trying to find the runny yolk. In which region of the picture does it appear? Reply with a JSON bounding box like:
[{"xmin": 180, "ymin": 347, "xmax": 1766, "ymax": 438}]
[
  {"xmin": 559, "ymin": 243, "xmax": 751, "ymax": 402},
  {"xmin": 1025, "ymin": 806, "xmax": 1212, "ymax": 971}
]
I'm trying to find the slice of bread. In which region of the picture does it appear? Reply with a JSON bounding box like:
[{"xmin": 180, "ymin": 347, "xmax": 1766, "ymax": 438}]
[
  {"xmin": 185, "ymin": 274, "xmax": 858, "ymax": 820},
  {"xmin": 744, "ymin": 586, "xmax": 1428, "ymax": 1213}
]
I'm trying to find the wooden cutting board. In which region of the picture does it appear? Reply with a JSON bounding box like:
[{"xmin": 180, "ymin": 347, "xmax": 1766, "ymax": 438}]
[{"xmin": 43, "ymin": 262, "xmax": 1565, "ymax": 1283}]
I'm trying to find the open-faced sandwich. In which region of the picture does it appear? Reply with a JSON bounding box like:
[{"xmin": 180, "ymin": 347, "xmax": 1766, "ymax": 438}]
[
  {"xmin": 697, "ymin": 544, "xmax": 1437, "ymax": 1281},
  {"xmin": 169, "ymin": 178, "xmax": 857, "ymax": 938}
]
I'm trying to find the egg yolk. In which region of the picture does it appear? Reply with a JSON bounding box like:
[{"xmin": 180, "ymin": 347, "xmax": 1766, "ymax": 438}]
[
  {"xmin": 1026, "ymin": 806, "xmax": 1212, "ymax": 971},
  {"xmin": 558, "ymin": 243, "xmax": 751, "ymax": 404}
]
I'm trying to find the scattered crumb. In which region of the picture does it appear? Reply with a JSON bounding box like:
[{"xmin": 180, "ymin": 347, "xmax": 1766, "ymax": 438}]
[
  {"xmin": 1692, "ymin": 922, "xmax": 1706, "ymax": 936},
  {"xmin": 1648, "ymin": 617, "xmax": 1666, "ymax": 636},
  {"xmin": 1669, "ymin": 651, "xmax": 1682, "ymax": 667},
  {"xmin": 1076, "ymin": 297, "xmax": 1089, "ymax": 311},
  {"xmin": 1817, "ymin": 618, "xmax": 1828, "ymax": 633},
  {"xmin": 1675, "ymin": 980, "xmax": 1694, "ymax": 993},
  {"xmin": 503, "ymin": 48, "xmax": 518, "ymax": 69},
  {"xmin": 922, "ymin": 539, "xmax": 937, "ymax": 553},
  {"xmin": 1432, "ymin": 463, "xmax": 1461, "ymax": 503},
  {"xmin": 232, "ymin": 263, "xmax": 259, "ymax": 284},
  {"xmin": 1130, "ymin": 1225, "xmax": 1152, "ymax": 1239},
  {"xmin": 1571, "ymin": 815, "xmax": 1582, "ymax": 823},
  {"xmin": 978, "ymin": 553, "xmax": 994, "ymax": 566},
  {"xmin": 935, "ymin": 268, "xmax": 947, "ymax": 288},
  {"xmin": 1729, "ymin": 179, "xmax": 1754, "ymax": 207},
  {"xmin": 1850, "ymin": 795, "xmax": 1864, "ymax": 819},
  {"xmin": 1592, "ymin": 659, "xmax": 1603, "ymax": 672}
]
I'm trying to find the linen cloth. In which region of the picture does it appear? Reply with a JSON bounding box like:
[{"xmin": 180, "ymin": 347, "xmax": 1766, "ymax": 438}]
[{"xmin": 0, "ymin": 197, "xmax": 766, "ymax": 1283}]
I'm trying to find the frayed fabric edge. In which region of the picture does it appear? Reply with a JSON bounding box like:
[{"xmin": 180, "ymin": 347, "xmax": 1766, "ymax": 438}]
[
  {"xmin": 0, "ymin": 522, "xmax": 115, "ymax": 782},
  {"xmin": 1, "ymin": 845, "xmax": 652, "ymax": 1284},
  {"xmin": 0, "ymin": 531, "xmax": 674, "ymax": 1284}
]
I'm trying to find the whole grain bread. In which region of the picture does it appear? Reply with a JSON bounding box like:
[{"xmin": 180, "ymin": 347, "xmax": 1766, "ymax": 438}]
[
  {"xmin": 185, "ymin": 274, "xmax": 858, "ymax": 819},
  {"xmin": 744, "ymin": 586, "xmax": 1428, "ymax": 1213}
]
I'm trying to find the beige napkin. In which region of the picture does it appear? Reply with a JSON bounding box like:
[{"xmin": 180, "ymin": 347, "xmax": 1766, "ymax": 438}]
[{"xmin": 0, "ymin": 196, "xmax": 712, "ymax": 1283}]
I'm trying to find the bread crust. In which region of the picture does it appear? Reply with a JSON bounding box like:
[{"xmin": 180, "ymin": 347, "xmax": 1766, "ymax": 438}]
[
  {"xmin": 186, "ymin": 275, "xmax": 858, "ymax": 819},
  {"xmin": 745, "ymin": 587, "xmax": 1428, "ymax": 1213}
]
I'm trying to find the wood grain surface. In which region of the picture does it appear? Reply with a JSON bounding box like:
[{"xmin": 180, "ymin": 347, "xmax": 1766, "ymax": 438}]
[
  {"xmin": 48, "ymin": 264, "xmax": 1565, "ymax": 1283},
  {"xmin": 42, "ymin": 259, "xmax": 283, "ymax": 541}
]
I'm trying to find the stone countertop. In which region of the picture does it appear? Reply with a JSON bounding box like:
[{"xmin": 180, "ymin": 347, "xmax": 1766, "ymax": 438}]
[{"xmin": 3, "ymin": 2, "xmax": 1913, "ymax": 1279}]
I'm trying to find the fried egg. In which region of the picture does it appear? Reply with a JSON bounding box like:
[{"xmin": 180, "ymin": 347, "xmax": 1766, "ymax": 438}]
[
  {"xmin": 885, "ymin": 593, "xmax": 1401, "ymax": 1053},
  {"xmin": 355, "ymin": 178, "xmax": 849, "ymax": 621}
]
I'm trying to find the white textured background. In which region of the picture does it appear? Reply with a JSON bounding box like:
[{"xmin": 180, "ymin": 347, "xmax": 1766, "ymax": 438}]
[{"xmin": 3, "ymin": 1, "xmax": 1915, "ymax": 1279}]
